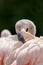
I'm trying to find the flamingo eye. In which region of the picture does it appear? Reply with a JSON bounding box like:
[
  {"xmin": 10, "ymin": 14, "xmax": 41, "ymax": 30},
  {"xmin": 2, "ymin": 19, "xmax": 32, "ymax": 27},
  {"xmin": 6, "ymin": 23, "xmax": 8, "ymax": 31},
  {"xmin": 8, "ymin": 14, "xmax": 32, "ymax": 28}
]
[{"xmin": 26, "ymin": 28, "xmax": 28, "ymax": 32}]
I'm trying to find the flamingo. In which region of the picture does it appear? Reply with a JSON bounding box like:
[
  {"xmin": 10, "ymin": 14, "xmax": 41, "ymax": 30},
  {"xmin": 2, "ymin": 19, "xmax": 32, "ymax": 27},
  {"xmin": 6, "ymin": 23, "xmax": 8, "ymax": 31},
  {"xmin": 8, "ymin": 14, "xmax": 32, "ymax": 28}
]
[
  {"xmin": 0, "ymin": 19, "xmax": 38, "ymax": 65},
  {"xmin": 11, "ymin": 19, "xmax": 43, "ymax": 65}
]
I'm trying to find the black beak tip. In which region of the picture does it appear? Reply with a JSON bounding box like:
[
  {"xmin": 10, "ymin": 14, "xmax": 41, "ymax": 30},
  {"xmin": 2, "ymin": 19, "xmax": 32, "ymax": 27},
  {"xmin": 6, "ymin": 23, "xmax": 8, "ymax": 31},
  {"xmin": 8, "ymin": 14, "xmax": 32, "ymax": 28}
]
[{"xmin": 17, "ymin": 33, "xmax": 26, "ymax": 43}]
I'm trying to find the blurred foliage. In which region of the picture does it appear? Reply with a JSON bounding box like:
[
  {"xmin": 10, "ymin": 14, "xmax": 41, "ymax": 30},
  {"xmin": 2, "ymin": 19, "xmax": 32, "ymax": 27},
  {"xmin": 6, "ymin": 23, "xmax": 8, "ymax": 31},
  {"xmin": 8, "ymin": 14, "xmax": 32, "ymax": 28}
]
[{"xmin": 0, "ymin": 0, "xmax": 43, "ymax": 36}]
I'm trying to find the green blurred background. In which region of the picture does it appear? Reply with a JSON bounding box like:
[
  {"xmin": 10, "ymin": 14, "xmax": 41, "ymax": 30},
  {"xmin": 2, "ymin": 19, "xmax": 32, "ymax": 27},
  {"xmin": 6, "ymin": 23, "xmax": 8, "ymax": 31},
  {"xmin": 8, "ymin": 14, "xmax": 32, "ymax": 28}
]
[{"xmin": 0, "ymin": 0, "xmax": 43, "ymax": 36}]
